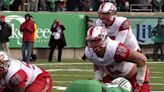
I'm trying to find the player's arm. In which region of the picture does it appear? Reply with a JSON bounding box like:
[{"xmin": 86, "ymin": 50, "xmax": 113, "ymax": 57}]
[
  {"xmin": 8, "ymin": 70, "xmax": 27, "ymax": 91},
  {"xmin": 115, "ymin": 19, "xmax": 130, "ymax": 43},
  {"xmin": 115, "ymin": 43, "xmax": 147, "ymax": 86},
  {"xmin": 127, "ymin": 50, "xmax": 147, "ymax": 86}
]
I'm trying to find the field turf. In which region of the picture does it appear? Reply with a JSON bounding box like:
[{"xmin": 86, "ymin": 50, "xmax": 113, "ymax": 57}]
[{"xmin": 32, "ymin": 59, "xmax": 164, "ymax": 92}]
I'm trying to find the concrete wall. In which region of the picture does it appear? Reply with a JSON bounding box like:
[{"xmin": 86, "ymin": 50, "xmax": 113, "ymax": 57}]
[
  {"xmin": 9, "ymin": 47, "xmax": 153, "ymax": 60},
  {"xmin": 9, "ymin": 48, "xmax": 85, "ymax": 60}
]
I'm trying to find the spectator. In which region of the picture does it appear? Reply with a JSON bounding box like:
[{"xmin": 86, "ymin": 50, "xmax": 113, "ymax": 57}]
[
  {"xmin": 0, "ymin": 51, "xmax": 52, "ymax": 92},
  {"xmin": 79, "ymin": 0, "xmax": 93, "ymax": 11},
  {"xmin": 116, "ymin": 0, "xmax": 129, "ymax": 12},
  {"xmin": 151, "ymin": 18, "xmax": 164, "ymax": 61},
  {"xmin": 151, "ymin": 0, "xmax": 163, "ymax": 12},
  {"xmin": 48, "ymin": 19, "xmax": 66, "ymax": 62},
  {"xmin": 55, "ymin": 0, "xmax": 67, "ymax": 11},
  {"xmin": 1, "ymin": 0, "xmax": 10, "ymax": 10},
  {"xmin": 27, "ymin": 0, "xmax": 39, "ymax": 11},
  {"xmin": 66, "ymin": 0, "xmax": 80, "ymax": 11},
  {"xmin": 20, "ymin": 13, "xmax": 35, "ymax": 62},
  {"xmin": 0, "ymin": 15, "xmax": 12, "ymax": 57},
  {"xmin": 38, "ymin": 0, "xmax": 47, "ymax": 11},
  {"xmin": 0, "ymin": 0, "xmax": 3, "ymax": 10},
  {"xmin": 93, "ymin": 0, "xmax": 103, "ymax": 11},
  {"xmin": 9, "ymin": 0, "xmax": 24, "ymax": 11},
  {"xmin": 46, "ymin": 0, "xmax": 56, "ymax": 11},
  {"xmin": 85, "ymin": 26, "xmax": 150, "ymax": 92}
]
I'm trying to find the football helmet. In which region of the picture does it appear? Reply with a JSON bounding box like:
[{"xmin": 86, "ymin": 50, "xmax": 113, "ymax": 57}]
[
  {"xmin": 98, "ymin": 2, "xmax": 117, "ymax": 23},
  {"xmin": 0, "ymin": 51, "xmax": 9, "ymax": 77},
  {"xmin": 86, "ymin": 26, "xmax": 108, "ymax": 50},
  {"xmin": 98, "ymin": 2, "xmax": 117, "ymax": 15},
  {"xmin": 111, "ymin": 77, "xmax": 132, "ymax": 92}
]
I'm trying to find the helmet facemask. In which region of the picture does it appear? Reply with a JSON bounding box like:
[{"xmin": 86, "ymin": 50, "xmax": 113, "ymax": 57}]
[
  {"xmin": 86, "ymin": 26, "xmax": 108, "ymax": 53},
  {"xmin": 0, "ymin": 51, "xmax": 9, "ymax": 78},
  {"xmin": 98, "ymin": 2, "xmax": 117, "ymax": 25},
  {"xmin": 0, "ymin": 60, "xmax": 9, "ymax": 78}
]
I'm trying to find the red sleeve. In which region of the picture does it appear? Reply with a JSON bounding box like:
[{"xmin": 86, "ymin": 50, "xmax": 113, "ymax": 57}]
[
  {"xmin": 114, "ymin": 43, "xmax": 130, "ymax": 62},
  {"xmin": 8, "ymin": 69, "xmax": 27, "ymax": 89},
  {"xmin": 20, "ymin": 22, "xmax": 26, "ymax": 32},
  {"xmin": 119, "ymin": 19, "xmax": 130, "ymax": 31}
]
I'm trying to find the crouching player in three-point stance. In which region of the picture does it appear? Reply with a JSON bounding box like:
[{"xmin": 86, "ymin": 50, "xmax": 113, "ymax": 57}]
[
  {"xmin": 0, "ymin": 51, "xmax": 53, "ymax": 92},
  {"xmin": 85, "ymin": 26, "xmax": 150, "ymax": 92}
]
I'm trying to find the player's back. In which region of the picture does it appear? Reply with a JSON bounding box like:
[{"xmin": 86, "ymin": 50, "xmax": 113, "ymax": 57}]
[{"xmin": 6, "ymin": 59, "xmax": 43, "ymax": 87}]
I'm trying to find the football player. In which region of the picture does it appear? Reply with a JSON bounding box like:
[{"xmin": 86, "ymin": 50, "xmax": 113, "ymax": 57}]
[
  {"xmin": 0, "ymin": 51, "xmax": 52, "ymax": 92},
  {"xmin": 96, "ymin": 2, "xmax": 140, "ymax": 51},
  {"xmin": 85, "ymin": 26, "xmax": 150, "ymax": 92}
]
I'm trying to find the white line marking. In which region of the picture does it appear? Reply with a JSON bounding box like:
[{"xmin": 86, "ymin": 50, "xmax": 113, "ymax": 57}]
[
  {"xmin": 150, "ymin": 83, "xmax": 164, "ymax": 85},
  {"xmin": 52, "ymin": 74, "xmax": 93, "ymax": 77},
  {"xmin": 47, "ymin": 69, "xmax": 93, "ymax": 72},
  {"xmin": 53, "ymin": 81, "xmax": 72, "ymax": 83},
  {"xmin": 35, "ymin": 63, "xmax": 92, "ymax": 66},
  {"xmin": 53, "ymin": 86, "xmax": 67, "ymax": 90},
  {"xmin": 35, "ymin": 62, "xmax": 164, "ymax": 66},
  {"xmin": 150, "ymin": 76, "xmax": 161, "ymax": 78}
]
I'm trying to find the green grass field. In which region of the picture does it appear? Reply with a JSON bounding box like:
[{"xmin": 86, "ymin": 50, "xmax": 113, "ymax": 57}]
[{"xmin": 32, "ymin": 59, "xmax": 164, "ymax": 92}]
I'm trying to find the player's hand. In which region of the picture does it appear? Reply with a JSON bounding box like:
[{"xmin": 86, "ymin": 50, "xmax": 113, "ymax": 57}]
[
  {"xmin": 0, "ymin": 53, "xmax": 5, "ymax": 62},
  {"xmin": 133, "ymin": 82, "xmax": 142, "ymax": 92}
]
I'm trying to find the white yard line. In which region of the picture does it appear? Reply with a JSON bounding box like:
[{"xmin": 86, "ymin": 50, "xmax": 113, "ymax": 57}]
[
  {"xmin": 35, "ymin": 62, "xmax": 164, "ymax": 91},
  {"xmin": 35, "ymin": 62, "xmax": 164, "ymax": 66},
  {"xmin": 47, "ymin": 69, "xmax": 93, "ymax": 72},
  {"xmin": 52, "ymin": 74, "xmax": 92, "ymax": 77},
  {"xmin": 35, "ymin": 63, "xmax": 92, "ymax": 66}
]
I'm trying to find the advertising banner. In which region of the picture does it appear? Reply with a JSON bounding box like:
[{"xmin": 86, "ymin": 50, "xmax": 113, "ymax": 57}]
[
  {"xmin": 3, "ymin": 12, "xmax": 87, "ymax": 48},
  {"xmin": 90, "ymin": 17, "xmax": 163, "ymax": 45}
]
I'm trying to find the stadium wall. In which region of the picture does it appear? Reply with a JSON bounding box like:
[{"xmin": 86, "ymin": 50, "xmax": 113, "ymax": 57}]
[{"xmin": 0, "ymin": 12, "xmax": 163, "ymax": 59}]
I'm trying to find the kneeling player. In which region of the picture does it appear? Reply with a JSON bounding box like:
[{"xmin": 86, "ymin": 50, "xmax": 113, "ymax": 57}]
[{"xmin": 0, "ymin": 51, "xmax": 53, "ymax": 92}]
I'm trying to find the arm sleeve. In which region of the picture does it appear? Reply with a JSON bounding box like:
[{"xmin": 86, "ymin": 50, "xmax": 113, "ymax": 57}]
[
  {"xmin": 20, "ymin": 23, "xmax": 26, "ymax": 32},
  {"xmin": 8, "ymin": 24, "xmax": 12, "ymax": 37},
  {"xmin": 114, "ymin": 43, "xmax": 130, "ymax": 62},
  {"xmin": 116, "ymin": 19, "xmax": 130, "ymax": 43},
  {"xmin": 8, "ymin": 69, "xmax": 27, "ymax": 89},
  {"xmin": 60, "ymin": 25, "xmax": 65, "ymax": 30}
]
